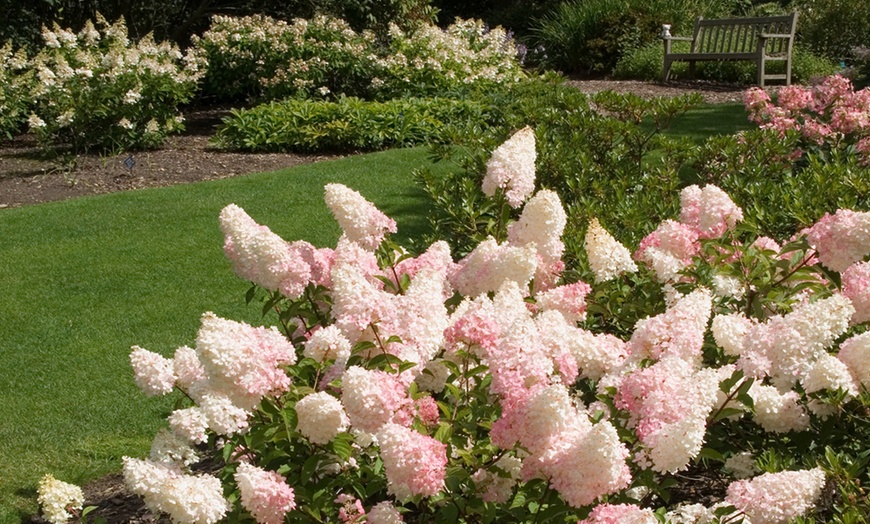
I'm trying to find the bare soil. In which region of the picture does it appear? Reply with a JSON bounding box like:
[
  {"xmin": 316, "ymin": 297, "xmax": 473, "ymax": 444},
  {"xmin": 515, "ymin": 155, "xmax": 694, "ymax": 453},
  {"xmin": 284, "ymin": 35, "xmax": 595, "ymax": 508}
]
[{"xmin": 20, "ymin": 79, "xmax": 759, "ymax": 523}]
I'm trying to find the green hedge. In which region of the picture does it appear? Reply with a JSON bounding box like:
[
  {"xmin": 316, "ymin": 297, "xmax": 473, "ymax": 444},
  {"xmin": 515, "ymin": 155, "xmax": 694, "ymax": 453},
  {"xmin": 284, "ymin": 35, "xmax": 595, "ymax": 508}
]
[{"xmin": 213, "ymin": 96, "xmax": 492, "ymax": 153}]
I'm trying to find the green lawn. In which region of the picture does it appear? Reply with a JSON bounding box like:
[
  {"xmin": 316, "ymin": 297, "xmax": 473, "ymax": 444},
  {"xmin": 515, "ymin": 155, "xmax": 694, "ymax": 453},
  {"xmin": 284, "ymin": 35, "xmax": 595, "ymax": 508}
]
[
  {"xmin": 0, "ymin": 146, "xmax": 453, "ymax": 522},
  {"xmin": 664, "ymin": 102, "xmax": 754, "ymax": 142}
]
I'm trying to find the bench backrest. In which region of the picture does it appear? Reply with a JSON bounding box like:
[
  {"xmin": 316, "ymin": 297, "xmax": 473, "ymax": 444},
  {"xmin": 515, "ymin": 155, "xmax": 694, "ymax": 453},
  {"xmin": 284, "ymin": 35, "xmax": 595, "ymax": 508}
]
[{"xmin": 691, "ymin": 13, "xmax": 797, "ymax": 55}]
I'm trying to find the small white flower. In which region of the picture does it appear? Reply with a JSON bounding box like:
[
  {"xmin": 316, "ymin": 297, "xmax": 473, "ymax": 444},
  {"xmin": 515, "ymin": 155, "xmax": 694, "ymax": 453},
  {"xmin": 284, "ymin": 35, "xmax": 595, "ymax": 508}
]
[
  {"xmin": 118, "ymin": 117, "xmax": 134, "ymax": 130},
  {"xmin": 28, "ymin": 114, "xmax": 46, "ymax": 129},
  {"xmin": 124, "ymin": 89, "xmax": 142, "ymax": 104}
]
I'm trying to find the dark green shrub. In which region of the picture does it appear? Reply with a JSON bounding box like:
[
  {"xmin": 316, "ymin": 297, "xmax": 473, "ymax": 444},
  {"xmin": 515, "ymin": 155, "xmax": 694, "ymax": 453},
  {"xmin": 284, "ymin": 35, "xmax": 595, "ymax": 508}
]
[
  {"xmin": 693, "ymin": 129, "xmax": 870, "ymax": 239},
  {"xmin": 793, "ymin": 0, "xmax": 870, "ymax": 62},
  {"xmin": 213, "ymin": 96, "xmax": 491, "ymax": 153},
  {"xmin": 530, "ymin": 0, "xmax": 729, "ymax": 76},
  {"xmin": 614, "ymin": 41, "xmax": 688, "ymax": 81}
]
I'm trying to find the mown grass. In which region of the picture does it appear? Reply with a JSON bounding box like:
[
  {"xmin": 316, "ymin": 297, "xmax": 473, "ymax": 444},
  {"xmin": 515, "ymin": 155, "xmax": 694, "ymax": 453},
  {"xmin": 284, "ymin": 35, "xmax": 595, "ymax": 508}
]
[
  {"xmin": 664, "ymin": 102, "xmax": 754, "ymax": 143},
  {"xmin": 0, "ymin": 146, "xmax": 453, "ymax": 522}
]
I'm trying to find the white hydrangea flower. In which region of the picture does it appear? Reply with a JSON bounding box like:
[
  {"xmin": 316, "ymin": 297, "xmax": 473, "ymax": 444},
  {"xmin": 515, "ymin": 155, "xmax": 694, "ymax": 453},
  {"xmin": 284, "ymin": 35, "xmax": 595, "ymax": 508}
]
[
  {"xmin": 37, "ymin": 474, "xmax": 85, "ymax": 524},
  {"xmin": 724, "ymin": 452, "xmax": 759, "ymax": 479},
  {"xmin": 303, "ymin": 325, "xmax": 351, "ymax": 364},
  {"xmin": 168, "ymin": 406, "xmax": 209, "ymax": 444},
  {"xmin": 482, "ymin": 126, "xmax": 536, "ymax": 208},
  {"xmin": 130, "ymin": 345, "xmax": 176, "ymax": 396},
  {"xmin": 711, "ymin": 313, "xmax": 753, "ymax": 357},
  {"xmin": 367, "ymin": 501, "xmax": 404, "ymax": 524},
  {"xmin": 123, "ymin": 457, "xmax": 229, "ymax": 524},
  {"xmin": 750, "ymin": 383, "xmax": 810, "ymax": 433},
  {"xmin": 150, "ymin": 428, "xmax": 200, "ymax": 467},
  {"xmin": 585, "ymin": 218, "xmax": 637, "ymax": 283},
  {"xmin": 295, "ymin": 391, "xmax": 349, "ymax": 444}
]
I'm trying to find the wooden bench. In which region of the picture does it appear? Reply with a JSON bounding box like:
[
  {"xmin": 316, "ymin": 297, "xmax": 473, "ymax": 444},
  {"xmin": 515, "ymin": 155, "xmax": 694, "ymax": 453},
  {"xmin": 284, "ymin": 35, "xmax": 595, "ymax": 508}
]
[{"xmin": 661, "ymin": 12, "xmax": 798, "ymax": 87}]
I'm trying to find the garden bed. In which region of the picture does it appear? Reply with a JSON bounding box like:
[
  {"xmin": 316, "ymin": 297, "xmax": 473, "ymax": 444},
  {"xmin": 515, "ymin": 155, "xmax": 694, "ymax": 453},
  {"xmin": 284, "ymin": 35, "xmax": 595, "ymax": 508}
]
[
  {"xmin": 0, "ymin": 80, "xmax": 760, "ymax": 209},
  {"xmin": 0, "ymin": 107, "xmax": 343, "ymax": 209}
]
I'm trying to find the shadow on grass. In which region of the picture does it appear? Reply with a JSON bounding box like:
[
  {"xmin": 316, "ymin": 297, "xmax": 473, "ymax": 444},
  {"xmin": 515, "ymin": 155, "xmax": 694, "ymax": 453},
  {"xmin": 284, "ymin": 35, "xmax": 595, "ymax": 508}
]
[{"xmin": 664, "ymin": 103, "xmax": 754, "ymax": 143}]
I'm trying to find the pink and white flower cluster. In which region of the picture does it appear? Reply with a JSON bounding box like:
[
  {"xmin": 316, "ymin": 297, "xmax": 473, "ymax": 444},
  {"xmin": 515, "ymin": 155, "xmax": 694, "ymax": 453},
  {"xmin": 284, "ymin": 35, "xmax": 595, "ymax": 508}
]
[
  {"xmin": 120, "ymin": 129, "xmax": 870, "ymax": 524},
  {"xmin": 635, "ymin": 184, "xmax": 742, "ymax": 282},
  {"xmin": 744, "ymin": 75, "xmax": 870, "ymax": 162}
]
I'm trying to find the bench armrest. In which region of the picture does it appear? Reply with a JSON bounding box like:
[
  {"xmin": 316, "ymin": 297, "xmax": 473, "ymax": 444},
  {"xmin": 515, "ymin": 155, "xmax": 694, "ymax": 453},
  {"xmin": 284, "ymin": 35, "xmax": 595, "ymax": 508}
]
[{"xmin": 663, "ymin": 36, "xmax": 694, "ymax": 41}]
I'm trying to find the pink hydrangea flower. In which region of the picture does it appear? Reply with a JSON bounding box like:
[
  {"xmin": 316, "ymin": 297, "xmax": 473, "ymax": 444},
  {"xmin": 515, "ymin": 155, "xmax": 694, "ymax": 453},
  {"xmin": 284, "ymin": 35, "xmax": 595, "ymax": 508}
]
[
  {"xmin": 579, "ymin": 503, "xmax": 657, "ymax": 524},
  {"xmin": 804, "ymin": 209, "xmax": 870, "ymax": 271},
  {"xmin": 679, "ymin": 185, "xmax": 743, "ymax": 239},
  {"xmin": 507, "ymin": 385, "xmax": 631, "ymax": 508},
  {"xmin": 744, "ymin": 87, "xmax": 773, "ymax": 124},
  {"xmin": 535, "ymin": 281, "xmax": 592, "ymax": 324},
  {"xmin": 615, "ymin": 357, "xmax": 720, "ymax": 473},
  {"xmin": 838, "ymin": 332, "xmax": 870, "ymax": 388},
  {"xmin": 725, "ymin": 468, "xmax": 826, "ymax": 524},
  {"xmin": 450, "ymin": 237, "xmax": 538, "ymax": 296},
  {"xmin": 195, "ymin": 312, "xmax": 296, "ymax": 408},
  {"xmin": 812, "ymin": 74, "xmax": 854, "ymax": 112},
  {"xmin": 482, "ymin": 126, "xmax": 536, "ymax": 208},
  {"xmin": 324, "ymin": 183, "xmax": 397, "ymax": 250},
  {"xmin": 842, "ymin": 261, "xmax": 870, "ymax": 323},
  {"xmin": 391, "ymin": 241, "xmax": 457, "ymax": 299},
  {"xmin": 376, "ymin": 423, "xmax": 447, "ymax": 500},
  {"xmin": 234, "ymin": 462, "xmax": 296, "ymax": 524},
  {"xmin": 737, "ymin": 294, "xmax": 854, "ymax": 388},
  {"xmin": 340, "ymin": 366, "xmax": 411, "ymax": 434},
  {"xmin": 777, "ymin": 85, "xmax": 814, "ymax": 113},
  {"xmin": 219, "ymin": 204, "xmax": 312, "ymax": 298},
  {"xmin": 629, "ymin": 288, "xmax": 712, "ymax": 364}
]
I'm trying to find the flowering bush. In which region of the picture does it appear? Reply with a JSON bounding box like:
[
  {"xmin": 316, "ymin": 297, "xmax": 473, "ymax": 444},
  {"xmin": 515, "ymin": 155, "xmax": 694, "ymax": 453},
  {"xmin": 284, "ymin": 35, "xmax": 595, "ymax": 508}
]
[
  {"xmin": 193, "ymin": 14, "xmax": 379, "ymax": 102},
  {"xmin": 744, "ymin": 74, "xmax": 870, "ymax": 164},
  {"xmin": 27, "ymin": 15, "xmax": 206, "ymax": 152},
  {"xmin": 112, "ymin": 127, "xmax": 870, "ymax": 524},
  {"xmin": 0, "ymin": 42, "xmax": 33, "ymax": 139},
  {"xmin": 192, "ymin": 14, "xmax": 524, "ymax": 103},
  {"xmin": 372, "ymin": 18, "xmax": 525, "ymax": 99}
]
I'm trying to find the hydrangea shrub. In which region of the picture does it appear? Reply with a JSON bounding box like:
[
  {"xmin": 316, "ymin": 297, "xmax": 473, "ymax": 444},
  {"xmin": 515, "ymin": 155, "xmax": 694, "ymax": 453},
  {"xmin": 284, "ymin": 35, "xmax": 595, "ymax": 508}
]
[
  {"xmin": 109, "ymin": 128, "xmax": 870, "ymax": 524},
  {"xmin": 28, "ymin": 15, "xmax": 206, "ymax": 152},
  {"xmin": 0, "ymin": 42, "xmax": 33, "ymax": 139},
  {"xmin": 192, "ymin": 14, "xmax": 524, "ymax": 103},
  {"xmin": 744, "ymin": 74, "xmax": 870, "ymax": 164}
]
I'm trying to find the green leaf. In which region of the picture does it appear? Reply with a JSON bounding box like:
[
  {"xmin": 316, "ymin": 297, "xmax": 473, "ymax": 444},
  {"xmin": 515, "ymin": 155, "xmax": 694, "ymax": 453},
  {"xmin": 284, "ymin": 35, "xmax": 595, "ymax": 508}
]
[
  {"xmin": 713, "ymin": 407, "xmax": 746, "ymax": 421},
  {"xmin": 698, "ymin": 447, "xmax": 725, "ymax": 462}
]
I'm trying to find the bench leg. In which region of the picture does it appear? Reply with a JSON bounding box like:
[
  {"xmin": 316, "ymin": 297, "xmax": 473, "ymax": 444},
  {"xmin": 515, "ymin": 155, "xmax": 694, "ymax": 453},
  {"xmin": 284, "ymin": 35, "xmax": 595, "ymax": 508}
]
[
  {"xmin": 688, "ymin": 61, "xmax": 696, "ymax": 78},
  {"xmin": 663, "ymin": 58, "xmax": 672, "ymax": 82},
  {"xmin": 757, "ymin": 58, "xmax": 765, "ymax": 88}
]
